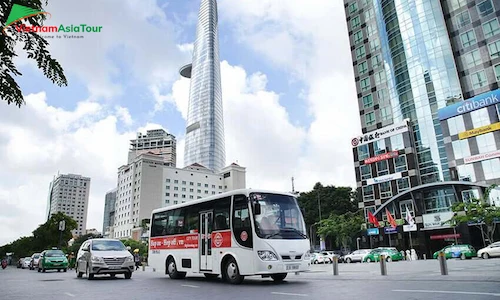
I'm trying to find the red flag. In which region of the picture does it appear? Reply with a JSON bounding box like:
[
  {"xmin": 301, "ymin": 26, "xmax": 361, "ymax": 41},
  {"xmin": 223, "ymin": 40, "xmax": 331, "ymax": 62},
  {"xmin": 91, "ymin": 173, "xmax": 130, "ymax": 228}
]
[
  {"xmin": 368, "ymin": 211, "xmax": 380, "ymax": 227},
  {"xmin": 386, "ymin": 208, "xmax": 397, "ymax": 228}
]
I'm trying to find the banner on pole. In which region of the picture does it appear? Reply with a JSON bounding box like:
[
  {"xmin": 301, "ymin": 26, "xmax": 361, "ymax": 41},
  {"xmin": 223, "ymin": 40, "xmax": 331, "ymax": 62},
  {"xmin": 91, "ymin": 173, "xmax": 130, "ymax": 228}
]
[{"xmin": 403, "ymin": 224, "xmax": 417, "ymax": 232}]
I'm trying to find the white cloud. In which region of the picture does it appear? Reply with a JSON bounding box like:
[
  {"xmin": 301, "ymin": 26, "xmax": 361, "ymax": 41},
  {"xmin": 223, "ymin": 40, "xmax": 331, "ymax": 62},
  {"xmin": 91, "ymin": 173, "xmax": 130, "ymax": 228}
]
[{"xmin": 115, "ymin": 106, "xmax": 133, "ymax": 127}]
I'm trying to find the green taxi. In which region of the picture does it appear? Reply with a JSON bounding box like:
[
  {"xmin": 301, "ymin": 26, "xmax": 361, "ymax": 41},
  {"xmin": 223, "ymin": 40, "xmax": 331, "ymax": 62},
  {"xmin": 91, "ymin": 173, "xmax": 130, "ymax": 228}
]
[
  {"xmin": 37, "ymin": 249, "xmax": 69, "ymax": 272},
  {"xmin": 433, "ymin": 244, "xmax": 476, "ymax": 260},
  {"xmin": 363, "ymin": 248, "xmax": 403, "ymax": 262}
]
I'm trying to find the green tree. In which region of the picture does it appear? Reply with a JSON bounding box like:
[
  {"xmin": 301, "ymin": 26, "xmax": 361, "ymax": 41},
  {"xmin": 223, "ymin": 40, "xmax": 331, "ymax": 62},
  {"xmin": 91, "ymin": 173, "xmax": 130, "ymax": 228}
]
[
  {"xmin": 448, "ymin": 184, "xmax": 500, "ymax": 244},
  {"xmin": 317, "ymin": 211, "xmax": 364, "ymax": 250},
  {"xmin": 1, "ymin": 0, "xmax": 67, "ymax": 107},
  {"xmin": 32, "ymin": 212, "xmax": 77, "ymax": 250},
  {"xmin": 68, "ymin": 233, "xmax": 102, "ymax": 253}
]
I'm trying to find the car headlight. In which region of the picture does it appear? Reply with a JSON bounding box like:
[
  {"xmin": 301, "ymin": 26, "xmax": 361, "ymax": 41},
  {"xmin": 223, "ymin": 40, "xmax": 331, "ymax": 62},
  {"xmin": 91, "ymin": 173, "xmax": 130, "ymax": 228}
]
[
  {"xmin": 304, "ymin": 251, "xmax": 311, "ymax": 260},
  {"xmin": 257, "ymin": 250, "xmax": 278, "ymax": 261},
  {"xmin": 125, "ymin": 256, "xmax": 133, "ymax": 262},
  {"xmin": 91, "ymin": 256, "xmax": 104, "ymax": 263}
]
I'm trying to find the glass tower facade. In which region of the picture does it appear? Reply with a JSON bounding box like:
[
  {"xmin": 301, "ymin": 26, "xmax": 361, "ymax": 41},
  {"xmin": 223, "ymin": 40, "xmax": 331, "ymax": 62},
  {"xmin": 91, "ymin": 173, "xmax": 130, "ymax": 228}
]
[{"xmin": 182, "ymin": 0, "xmax": 226, "ymax": 172}]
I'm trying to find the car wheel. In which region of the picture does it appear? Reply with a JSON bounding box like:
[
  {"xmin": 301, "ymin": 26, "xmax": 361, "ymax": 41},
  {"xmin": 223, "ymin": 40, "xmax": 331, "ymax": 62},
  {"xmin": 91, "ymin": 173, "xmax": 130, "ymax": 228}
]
[
  {"xmin": 345, "ymin": 258, "xmax": 352, "ymax": 264},
  {"xmin": 42, "ymin": 268, "xmax": 46, "ymax": 273},
  {"xmin": 460, "ymin": 253, "xmax": 466, "ymax": 260},
  {"xmin": 482, "ymin": 253, "xmax": 490, "ymax": 259},
  {"xmin": 271, "ymin": 273, "xmax": 287, "ymax": 283},
  {"xmin": 224, "ymin": 257, "xmax": 244, "ymax": 284},
  {"xmin": 86, "ymin": 266, "xmax": 94, "ymax": 280},
  {"xmin": 57, "ymin": 269, "xmax": 61, "ymax": 272},
  {"xmin": 166, "ymin": 257, "xmax": 186, "ymax": 279},
  {"xmin": 63, "ymin": 268, "xmax": 67, "ymax": 272},
  {"xmin": 386, "ymin": 257, "xmax": 392, "ymax": 262},
  {"xmin": 37, "ymin": 268, "xmax": 41, "ymax": 273},
  {"xmin": 124, "ymin": 272, "xmax": 132, "ymax": 279},
  {"xmin": 366, "ymin": 258, "xmax": 372, "ymax": 263}
]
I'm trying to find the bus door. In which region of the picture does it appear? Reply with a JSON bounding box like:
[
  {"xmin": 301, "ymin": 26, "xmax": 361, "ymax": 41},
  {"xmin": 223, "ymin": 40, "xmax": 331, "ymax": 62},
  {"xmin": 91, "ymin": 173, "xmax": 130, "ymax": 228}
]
[{"xmin": 199, "ymin": 211, "xmax": 213, "ymax": 271}]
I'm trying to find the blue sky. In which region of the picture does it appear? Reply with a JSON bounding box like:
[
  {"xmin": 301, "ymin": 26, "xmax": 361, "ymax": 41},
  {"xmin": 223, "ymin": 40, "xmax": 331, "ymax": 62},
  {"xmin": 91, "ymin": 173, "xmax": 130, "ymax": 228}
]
[{"xmin": 0, "ymin": 0, "xmax": 361, "ymax": 245}]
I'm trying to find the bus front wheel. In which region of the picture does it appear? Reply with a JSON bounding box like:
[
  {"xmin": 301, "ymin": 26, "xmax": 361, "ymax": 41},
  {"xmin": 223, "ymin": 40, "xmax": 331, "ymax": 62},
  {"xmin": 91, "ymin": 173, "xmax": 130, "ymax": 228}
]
[
  {"xmin": 271, "ymin": 273, "xmax": 287, "ymax": 282},
  {"xmin": 166, "ymin": 257, "xmax": 186, "ymax": 279},
  {"xmin": 224, "ymin": 257, "xmax": 244, "ymax": 284}
]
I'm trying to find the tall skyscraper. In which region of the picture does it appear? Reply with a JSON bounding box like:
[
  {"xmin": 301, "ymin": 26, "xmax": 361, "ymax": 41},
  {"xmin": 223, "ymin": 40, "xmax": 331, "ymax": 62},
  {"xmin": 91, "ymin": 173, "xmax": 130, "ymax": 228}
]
[
  {"xmin": 102, "ymin": 188, "xmax": 117, "ymax": 236},
  {"xmin": 47, "ymin": 173, "xmax": 91, "ymax": 236},
  {"xmin": 180, "ymin": 0, "xmax": 226, "ymax": 172},
  {"xmin": 345, "ymin": 0, "xmax": 500, "ymax": 255}
]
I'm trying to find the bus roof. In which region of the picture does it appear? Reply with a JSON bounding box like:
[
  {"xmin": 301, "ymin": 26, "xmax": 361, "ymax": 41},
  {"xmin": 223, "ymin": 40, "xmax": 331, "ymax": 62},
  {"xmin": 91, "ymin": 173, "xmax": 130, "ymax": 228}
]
[{"xmin": 151, "ymin": 188, "xmax": 297, "ymax": 215}]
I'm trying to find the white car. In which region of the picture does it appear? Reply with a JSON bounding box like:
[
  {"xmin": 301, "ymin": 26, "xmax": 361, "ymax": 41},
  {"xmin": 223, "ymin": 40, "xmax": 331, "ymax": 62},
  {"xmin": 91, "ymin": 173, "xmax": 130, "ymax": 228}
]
[
  {"xmin": 310, "ymin": 252, "xmax": 331, "ymax": 264},
  {"xmin": 21, "ymin": 257, "xmax": 31, "ymax": 269},
  {"xmin": 477, "ymin": 241, "xmax": 500, "ymax": 259},
  {"xmin": 343, "ymin": 249, "xmax": 372, "ymax": 263}
]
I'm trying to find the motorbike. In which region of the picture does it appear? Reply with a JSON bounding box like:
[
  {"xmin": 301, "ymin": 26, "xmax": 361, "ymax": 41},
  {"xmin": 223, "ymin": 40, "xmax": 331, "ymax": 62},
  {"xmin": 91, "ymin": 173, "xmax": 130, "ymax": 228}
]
[{"xmin": 1, "ymin": 259, "xmax": 7, "ymax": 269}]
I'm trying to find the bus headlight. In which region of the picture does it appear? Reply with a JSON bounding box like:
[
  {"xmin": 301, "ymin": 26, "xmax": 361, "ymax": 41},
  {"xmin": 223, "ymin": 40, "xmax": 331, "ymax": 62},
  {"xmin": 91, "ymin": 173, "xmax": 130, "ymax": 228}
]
[
  {"xmin": 304, "ymin": 251, "xmax": 311, "ymax": 260},
  {"xmin": 258, "ymin": 251, "xmax": 278, "ymax": 261}
]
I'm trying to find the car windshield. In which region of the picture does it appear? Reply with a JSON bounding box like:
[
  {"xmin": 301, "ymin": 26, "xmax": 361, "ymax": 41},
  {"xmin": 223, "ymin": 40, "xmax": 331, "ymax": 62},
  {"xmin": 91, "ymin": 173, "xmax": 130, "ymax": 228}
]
[
  {"xmin": 33, "ymin": 254, "xmax": 40, "ymax": 259},
  {"xmin": 251, "ymin": 193, "xmax": 307, "ymax": 239},
  {"xmin": 24, "ymin": 258, "xmax": 31, "ymax": 261},
  {"xmin": 91, "ymin": 240, "xmax": 127, "ymax": 251},
  {"xmin": 45, "ymin": 250, "xmax": 65, "ymax": 257}
]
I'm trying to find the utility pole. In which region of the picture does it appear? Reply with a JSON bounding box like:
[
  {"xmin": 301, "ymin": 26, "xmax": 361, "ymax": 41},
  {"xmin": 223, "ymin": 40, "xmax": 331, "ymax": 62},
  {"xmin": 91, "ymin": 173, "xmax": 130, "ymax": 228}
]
[
  {"xmin": 317, "ymin": 191, "xmax": 322, "ymax": 221},
  {"xmin": 58, "ymin": 220, "xmax": 66, "ymax": 249},
  {"xmin": 291, "ymin": 177, "xmax": 295, "ymax": 194}
]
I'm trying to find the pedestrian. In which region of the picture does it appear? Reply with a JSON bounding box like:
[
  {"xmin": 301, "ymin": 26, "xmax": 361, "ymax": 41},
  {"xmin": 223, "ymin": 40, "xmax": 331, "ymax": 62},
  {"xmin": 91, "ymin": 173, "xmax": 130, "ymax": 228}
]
[
  {"xmin": 133, "ymin": 249, "xmax": 141, "ymax": 270},
  {"xmin": 68, "ymin": 252, "xmax": 76, "ymax": 270},
  {"xmin": 406, "ymin": 249, "xmax": 411, "ymax": 261},
  {"xmin": 411, "ymin": 249, "xmax": 418, "ymax": 261}
]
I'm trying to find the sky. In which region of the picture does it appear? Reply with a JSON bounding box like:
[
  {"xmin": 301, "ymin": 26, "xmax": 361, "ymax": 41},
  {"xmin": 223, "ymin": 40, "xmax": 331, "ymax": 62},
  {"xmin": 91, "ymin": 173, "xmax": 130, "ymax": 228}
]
[{"xmin": 0, "ymin": 0, "xmax": 361, "ymax": 246}]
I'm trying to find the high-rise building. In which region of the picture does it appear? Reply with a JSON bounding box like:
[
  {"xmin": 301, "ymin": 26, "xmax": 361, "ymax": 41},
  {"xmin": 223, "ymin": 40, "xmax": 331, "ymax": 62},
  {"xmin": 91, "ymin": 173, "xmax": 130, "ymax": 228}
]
[
  {"xmin": 47, "ymin": 173, "xmax": 91, "ymax": 236},
  {"xmin": 102, "ymin": 188, "xmax": 117, "ymax": 236},
  {"xmin": 345, "ymin": 0, "xmax": 500, "ymax": 255},
  {"xmin": 180, "ymin": 0, "xmax": 226, "ymax": 172},
  {"xmin": 128, "ymin": 129, "xmax": 176, "ymax": 166},
  {"xmin": 112, "ymin": 152, "xmax": 245, "ymax": 240}
]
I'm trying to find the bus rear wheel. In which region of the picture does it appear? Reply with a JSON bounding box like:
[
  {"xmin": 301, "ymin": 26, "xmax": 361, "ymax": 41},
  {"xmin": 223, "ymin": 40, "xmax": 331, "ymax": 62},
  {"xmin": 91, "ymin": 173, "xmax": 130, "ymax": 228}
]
[
  {"xmin": 271, "ymin": 273, "xmax": 287, "ymax": 282},
  {"xmin": 224, "ymin": 257, "xmax": 244, "ymax": 284},
  {"xmin": 166, "ymin": 257, "xmax": 186, "ymax": 279}
]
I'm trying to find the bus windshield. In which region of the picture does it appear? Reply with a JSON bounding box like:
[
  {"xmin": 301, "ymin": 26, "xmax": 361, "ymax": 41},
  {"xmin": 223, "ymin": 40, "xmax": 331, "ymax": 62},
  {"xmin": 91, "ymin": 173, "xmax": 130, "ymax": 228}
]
[{"xmin": 250, "ymin": 193, "xmax": 307, "ymax": 240}]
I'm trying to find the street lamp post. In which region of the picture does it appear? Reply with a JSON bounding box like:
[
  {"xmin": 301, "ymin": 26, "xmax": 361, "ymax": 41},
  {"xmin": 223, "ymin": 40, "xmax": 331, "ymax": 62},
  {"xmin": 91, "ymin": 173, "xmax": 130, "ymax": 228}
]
[{"xmin": 357, "ymin": 237, "xmax": 361, "ymax": 250}]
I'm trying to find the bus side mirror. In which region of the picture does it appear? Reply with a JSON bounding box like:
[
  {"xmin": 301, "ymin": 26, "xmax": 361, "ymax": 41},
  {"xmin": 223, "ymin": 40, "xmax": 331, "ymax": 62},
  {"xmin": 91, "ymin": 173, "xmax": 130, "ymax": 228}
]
[{"xmin": 254, "ymin": 202, "xmax": 261, "ymax": 215}]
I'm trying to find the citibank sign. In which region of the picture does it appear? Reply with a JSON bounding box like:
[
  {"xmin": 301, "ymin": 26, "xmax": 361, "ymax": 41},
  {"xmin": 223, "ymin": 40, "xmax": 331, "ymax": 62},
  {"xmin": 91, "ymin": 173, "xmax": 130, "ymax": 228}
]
[
  {"xmin": 438, "ymin": 89, "xmax": 500, "ymax": 121},
  {"xmin": 351, "ymin": 119, "xmax": 410, "ymax": 148}
]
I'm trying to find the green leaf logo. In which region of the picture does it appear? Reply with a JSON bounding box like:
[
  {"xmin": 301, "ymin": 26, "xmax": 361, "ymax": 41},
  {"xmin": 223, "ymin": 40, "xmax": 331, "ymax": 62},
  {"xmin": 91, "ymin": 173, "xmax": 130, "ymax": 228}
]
[{"xmin": 3, "ymin": 4, "xmax": 51, "ymax": 32}]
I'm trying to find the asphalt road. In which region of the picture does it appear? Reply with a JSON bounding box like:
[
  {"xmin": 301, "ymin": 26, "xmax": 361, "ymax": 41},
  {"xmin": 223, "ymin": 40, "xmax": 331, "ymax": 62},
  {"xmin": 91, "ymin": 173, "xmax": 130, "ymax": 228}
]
[{"xmin": 2, "ymin": 258, "xmax": 500, "ymax": 300}]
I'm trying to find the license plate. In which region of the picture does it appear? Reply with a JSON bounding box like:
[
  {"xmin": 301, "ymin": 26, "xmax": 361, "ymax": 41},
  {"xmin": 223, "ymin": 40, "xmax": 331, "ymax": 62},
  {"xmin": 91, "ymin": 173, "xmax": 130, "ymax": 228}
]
[
  {"xmin": 109, "ymin": 265, "xmax": 121, "ymax": 269},
  {"xmin": 286, "ymin": 264, "xmax": 300, "ymax": 271}
]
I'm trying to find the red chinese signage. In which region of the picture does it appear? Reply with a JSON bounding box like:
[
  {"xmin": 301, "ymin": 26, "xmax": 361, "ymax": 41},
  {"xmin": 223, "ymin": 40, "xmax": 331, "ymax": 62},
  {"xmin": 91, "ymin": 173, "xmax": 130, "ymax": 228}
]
[
  {"xmin": 150, "ymin": 230, "xmax": 232, "ymax": 250},
  {"xmin": 364, "ymin": 151, "xmax": 399, "ymax": 164},
  {"xmin": 430, "ymin": 233, "xmax": 461, "ymax": 240}
]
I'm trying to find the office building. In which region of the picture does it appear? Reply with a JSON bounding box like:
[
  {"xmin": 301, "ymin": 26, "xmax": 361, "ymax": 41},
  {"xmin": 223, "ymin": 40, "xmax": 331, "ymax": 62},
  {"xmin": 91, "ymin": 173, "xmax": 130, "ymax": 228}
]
[
  {"xmin": 113, "ymin": 152, "xmax": 245, "ymax": 240},
  {"xmin": 128, "ymin": 129, "xmax": 176, "ymax": 166},
  {"xmin": 102, "ymin": 188, "xmax": 117, "ymax": 236},
  {"xmin": 47, "ymin": 173, "xmax": 91, "ymax": 236},
  {"xmin": 345, "ymin": 0, "xmax": 500, "ymax": 255},
  {"xmin": 180, "ymin": 0, "xmax": 226, "ymax": 172}
]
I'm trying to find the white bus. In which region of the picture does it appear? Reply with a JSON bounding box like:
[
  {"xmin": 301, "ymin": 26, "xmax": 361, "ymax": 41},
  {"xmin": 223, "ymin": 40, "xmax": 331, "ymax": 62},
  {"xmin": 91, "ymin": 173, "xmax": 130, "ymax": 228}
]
[{"xmin": 148, "ymin": 189, "xmax": 310, "ymax": 284}]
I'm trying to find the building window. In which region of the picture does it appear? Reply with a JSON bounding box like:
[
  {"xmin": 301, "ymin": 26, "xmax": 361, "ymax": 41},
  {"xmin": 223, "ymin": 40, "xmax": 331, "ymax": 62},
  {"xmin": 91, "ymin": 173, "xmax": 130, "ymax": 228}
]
[
  {"xmin": 166, "ymin": 186, "xmax": 170, "ymax": 190},
  {"xmin": 190, "ymin": 182, "xmax": 194, "ymax": 186},
  {"xmin": 457, "ymin": 164, "xmax": 476, "ymax": 182},
  {"xmin": 174, "ymin": 201, "xmax": 178, "ymax": 205},
  {"xmin": 376, "ymin": 160, "xmax": 389, "ymax": 176},
  {"xmin": 476, "ymin": 133, "xmax": 496, "ymax": 153},
  {"xmin": 374, "ymin": 139, "xmax": 386, "ymax": 155},
  {"xmin": 174, "ymin": 193, "xmax": 178, "ymax": 197},
  {"xmin": 460, "ymin": 30, "xmax": 477, "ymax": 48},
  {"xmin": 374, "ymin": 70, "xmax": 386, "ymax": 85},
  {"xmin": 357, "ymin": 144, "xmax": 369, "ymax": 160},
  {"xmin": 369, "ymin": 38, "xmax": 380, "ymax": 52},
  {"xmin": 355, "ymin": 45, "xmax": 366, "ymax": 59},
  {"xmin": 379, "ymin": 182, "xmax": 392, "ymax": 199},
  {"xmin": 189, "ymin": 195, "xmax": 194, "ymax": 199},
  {"xmin": 471, "ymin": 70, "xmax": 488, "ymax": 89},
  {"xmin": 174, "ymin": 180, "xmax": 178, "ymax": 184},
  {"xmin": 390, "ymin": 134, "xmax": 404, "ymax": 151},
  {"xmin": 399, "ymin": 200, "xmax": 414, "ymax": 219},
  {"xmin": 494, "ymin": 64, "xmax": 500, "ymax": 81},
  {"xmin": 489, "ymin": 40, "xmax": 500, "ymax": 59},
  {"xmin": 197, "ymin": 189, "xmax": 201, "ymax": 193},
  {"xmin": 367, "ymin": 24, "xmax": 376, "ymax": 36},
  {"xmin": 182, "ymin": 195, "xmax": 186, "ymax": 199},
  {"xmin": 197, "ymin": 183, "xmax": 201, "ymax": 186},
  {"xmin": 166, "ymin": 179, "xmax": 170, "ymax": 183},
  {"xmin": 464, "ymin": 50, "xmax": 482, "ymax": 68},
  {"xmin": 348, "ymin": 1, "xmax": 358, "ymax": 14},
  {"xmin": 377, "ymin": 88, "xmax": 388, "ymax": 102},
  {"xmin": 360, "ymin": 164, "xmax": 372, "ymax": 180},
  {"xmin": 455, "ymin": 10, "xmax": 471, "ymax": 28},
  {"xmin": 165, "ymin": 192, "xmax": 170, "ymax": 196},
  {"xmin": 182, "ymin": 181, "xmax": 186, "ymax": 185},
  {"xmin": 482, "ymin": 159, "xmax": 500, "ymax": 180},
  {"xmin": 397, "ymin": 178, "xmax": 410, "ymax": 193},
  {"xmin": 477, "ymin": 0, "xmax": 494, "ymax": 17},
  {"xmin": 363, "ymin": 185, "xmax": 374, "ymax": 201},
  {"xmin": 394, "ymin": 155, "xmax": 407, "ymax": 173},
  {"xmin": 360, "ymin": 77, "xmax": 371, "ymax": 91},
  {"xmin": 462, "ymin": 189, "xmax": 480, "ymax": 203},
  {"xmin": 358, "ymin": 61, "xmax": 368, "ymax": 75},
  {"xmin": 362, "ymin": 94, "xmax": 373, "ymax": 108},
  {"xmin": 365, "ymin": 7, "xmax": 374, "ymax": 20},
  {"xmin": 471, "ymin": 107, "xmax": 490, "ymax": 128},
  {"xmin": 353, "ymin": 30, "xmax": 363, "ymax": 44},
  {"xmin": 447, "ymin": 115, "xmax": 466, "ymax": 136},
  {"xmin": 372, "ymin": 54, "xmax": 382, "ymax": 69},
  {"xmin": 452, "ymin": 139, "xmax": 471, "ymax": 159},
  {"xmin": 450, "ymin": 0, "xmax": 467, "ymax": 10},
  {"xmin": 204, "ymin": 183, "xmax": 209, "ymax": 188},
  {"xmin": 483, "ymin": 18, "xmax": 500, "ymax": 39},
  {"xmin": 351, "ymin": 16, "xmax": 361, "ymax": 29},
  {"xmin": 174, "ymin": 187, "xmax": 178, "ymax": 191},
  {"xmin": 365, "ymin": 111, "xmax": 376, "ymax": 126},
  {"xmin": 380, "ymin": 106, "xmax": 391, "ymax": 121},
  {"xmin": 182, "ymin": 187, "xmax": 186, "ymax": 191}
]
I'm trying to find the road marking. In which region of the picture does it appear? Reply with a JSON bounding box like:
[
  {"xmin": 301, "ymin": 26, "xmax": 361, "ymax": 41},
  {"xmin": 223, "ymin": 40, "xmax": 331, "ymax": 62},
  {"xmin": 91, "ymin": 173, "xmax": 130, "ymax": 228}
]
[
  {"xmin": 64, "ymin": 293, "xmax": 75, "ymax": 297},
  {"xmin": 271, "ymin": 292, "xmax": 309, "ymax": 297},
  {"xmin": 181, "ymin": 284, "xmax": 200, "ymax": 288},
  {"xmin": 393, "ymin": 289, "xmax": 500, "ymax": 297}
]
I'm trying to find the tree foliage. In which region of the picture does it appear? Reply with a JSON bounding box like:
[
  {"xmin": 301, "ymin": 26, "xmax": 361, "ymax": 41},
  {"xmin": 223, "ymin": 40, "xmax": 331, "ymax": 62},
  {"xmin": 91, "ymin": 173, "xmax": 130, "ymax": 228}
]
[
  {"xmin": 297, "ymin": 182, "xmax": 357, "ymax": 227},
  {"xmin": 68, "ymin": 233, "xmax": 102, "ymax": 254},
  {"xmin": 448, "ymin": 184, "xmax": 500, "ymax": 243},
  {"xmin": 0, "ymin": 0, "xmax": 67, "ymax": 107},
  {"xmin": 317, "ymin": 211, "xmax": 364, "ymax": 249},
  {"xmin": 121, "ymin": 239, "xmax": 148, "ymax": 256}
]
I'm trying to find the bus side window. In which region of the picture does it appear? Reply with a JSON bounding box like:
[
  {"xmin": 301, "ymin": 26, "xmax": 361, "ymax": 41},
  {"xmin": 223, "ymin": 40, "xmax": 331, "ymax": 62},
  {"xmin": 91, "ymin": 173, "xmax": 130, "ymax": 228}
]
[
  {"xmin": 214, "ymin": 197, "xmax": 231, "ymax": 230},
  {"xmin": 185, "ymin": 205, "xmax": 199, "ymax": 233},
  {"xmin": 232, "ymin": 194, "xmax": 252, "ymax": 248}
]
